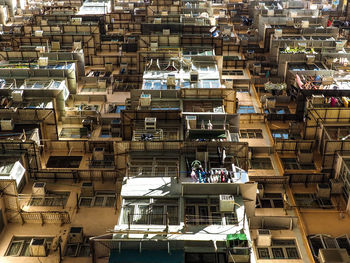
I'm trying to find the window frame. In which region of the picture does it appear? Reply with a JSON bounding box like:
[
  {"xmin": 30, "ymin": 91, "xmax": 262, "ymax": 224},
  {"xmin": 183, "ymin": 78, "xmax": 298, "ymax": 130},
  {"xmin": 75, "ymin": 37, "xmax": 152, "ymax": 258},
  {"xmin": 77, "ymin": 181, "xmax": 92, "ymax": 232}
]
[
  {"xmin": 256, "ymin": 239, "xmax": 300, "ymax": 260},
  {"xmin": 239, "ymin": 129, "xmax": 263, "ymax": 139},
  {"xmin": 5, "ymin": 237, "xmax": 53, "ymax": 257}
]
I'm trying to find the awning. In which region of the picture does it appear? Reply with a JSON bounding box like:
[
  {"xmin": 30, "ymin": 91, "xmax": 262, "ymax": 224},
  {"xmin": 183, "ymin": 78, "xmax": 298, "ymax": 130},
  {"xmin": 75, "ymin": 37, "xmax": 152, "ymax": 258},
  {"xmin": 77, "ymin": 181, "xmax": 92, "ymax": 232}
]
[
  {"xmin": 226, "ymin": 233, "xmax": 247, "ymax": 241},
  {"xmin": 109, "ymin": 249, "xmax": 184, "ymax": 263}
]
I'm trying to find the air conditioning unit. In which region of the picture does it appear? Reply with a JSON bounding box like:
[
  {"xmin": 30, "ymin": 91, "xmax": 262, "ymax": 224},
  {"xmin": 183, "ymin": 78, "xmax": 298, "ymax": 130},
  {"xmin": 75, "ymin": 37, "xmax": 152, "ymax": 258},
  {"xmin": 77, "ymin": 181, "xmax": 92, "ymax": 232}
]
[
  {"xmin": 290, "ymin": 11, "xmax": 297, "ymax": 18},
  {"xmin": 105, "ymin": 62, "xmax": 113, "ymax": 72},
  {"xmin": 72, "ymin": 17, "xmax": 82, "ymax": 25},
  {"xmin": 322, "ymin": 77, "xmax": 333, "ymax": 85},
  {"xmin": 265, "ymin": 98, "xmax": 276, "ymax": 109},
  {"xmin": 253, "ymin": 63, "xmax": 261, "ymax": 74},
  {"xmin": 297, "ymin": 149, "xmax": 313, "ymax": 164},
  {"xmin": 219, "ymin": 195, "xmax": 235, "ymax": 212},
  {"xmin": 73, "ymin": 41, "xmax": 82, "ymax": 50},
  {"xmin": 301, "ymin": 20, "xmax": 309, "ymax": 28},
  {"xmin": 38, "ymin": 57, "xmax": 48, "ymax": 67},
  {"xmin": 190, "ymin": 71, "xmax": 199, "ymax": 82},
  {"xmin": 167, "ymin": 74, "xmax": 176, "ymax": 87},
  {"xmin": 68, "ymin": 227, "xmax": 84, "ymax": 243},
  {"xmin": 256, "ymin": 229, "xmax": 272, "ymax": 247},
  {"xmin": 51, "ymin": 41, "xmax": 60, "ymax": 51},
  {"xmin": 29, "ymin": 238, "xmax": 47, "ymax": 257},
  {"xmin": 34, "ymin": 30, "xmax": 43, "ymax": 37},
  {"xmin": 336, "ymin": 41, "xmax": 346, "ymax": 51},
  {"xmin": 185, "ymin": 115, "xmax": 197, "ymax": 129},
  {"xmin": 267, "ymin": 9, "xmax": 274, "ymax": 16},
  {"xmin": 275, "ymin": 29, "xmax": 282, "ymax": 38},
  {"xmin": 1, "ymin": 118, "xmax": 14, "ymax": 131},
  {"xmin": 35, "ymin": 46, "xmax": 46, "ymax": 52},
  {"xmin": 140, "ymin": 93, "xmax": 151, "ymax": 107},
  {"xmin": 219, "ymin": 10, "xmax": 226, "ymax": 17},
  {"xmin": 316, "ymin": 183, "xmax": 331, "ymax": 199},
  {"xmin": 330, "ymin": 179, "xmax": 344, "ymax": 194},
  {"xmin": 98, "ymin": 79, "xmax": 107, "ymax": 89},
  {"xmin": 81, "ymin": 182, "xmax": 94, "ymax": 197},
  {"xmin": 145, "ymin": 117, "xmax": 157, "ymax": 130},
  {"xmin": 41, "ymin": 19, "xmax": 47, "ymax": 26},
  {"xmin": 12, "ymin": 90, "xmax": 23, "ymax": 102},
  {"xmin": 318, "ymin": 249, "xmax": 349, "ymax": 263},
  {"xmin": 154, "ymin": 18, "xmax": 161, "ymax": 24},
  {"xmin": 306, "ymin": 55, "xmax": 315, "ymax": 64},
  {"xmin": 32, "ymin": 182, "xmax": 46, "ymax": 196},
  {"xmin": 150, "ymin": 41, "xmax": 158, "ymax": 51},
  {"xmin": 93, "ymin": 147, "xmax": 105, "ymax": 161},
  {"xmin": 161, "ymin": 11, "xmax": 168, "ymax": 16},
  {"xmin": 163, "ymin": 29, "xmax": 170, "ymax": 36},
  {"xmin": 311, "ymin": 94, "xmax": 324, "ymax": 105}
]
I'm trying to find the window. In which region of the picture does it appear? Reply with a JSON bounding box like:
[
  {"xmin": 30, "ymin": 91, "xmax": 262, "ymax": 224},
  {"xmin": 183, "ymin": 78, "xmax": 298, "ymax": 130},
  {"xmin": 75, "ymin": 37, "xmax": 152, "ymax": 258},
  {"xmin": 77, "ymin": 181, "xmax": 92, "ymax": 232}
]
[
  {"xmin": 256, "ymin": 193, "xmax": 284, "ymax": 208},
  {"xmin": 79, "ymin": 191, "xmax": 116, "ymax": 207},
  {"xmin": 238, "ymin": 106, "xmax": 255, "ymax": 114},
  {"xmin": 239, "ymin": 129, "xmax": 263, "ymax": 139},
  {"xmin": 29, "ymin": 191, "xmax": 70, "ymax": 207},
  {"xmin": 294, "ymin": 193, "xmax": 333, "ymax": 209},
  {"xmin": 257, "ymin": 239, "xmax": 300, "ymax": 259},
  {"xmin": 271, "ymin": 129, "xmax": 289, "ymax": 140},
  {"xmin": 65, "ymin": 237, "xmax": 90, "ymax": 257},
  {"xmin": 281, "ymin": 158, "xmax": 315, "ymax": 170},
  {"xmin": 122, "ymin": 198, "xmax": 179, "ymax": 225},
  {"xmin": 6, "ymin": 237, "xmax": 53, "ymax": 257},
  {"xmin": 250, "ymin": 158, "xmax": 273, "ymax": 169},
  {"xmin": 185, "ymin": 198, "xmax": 237, "ymax": 225}
]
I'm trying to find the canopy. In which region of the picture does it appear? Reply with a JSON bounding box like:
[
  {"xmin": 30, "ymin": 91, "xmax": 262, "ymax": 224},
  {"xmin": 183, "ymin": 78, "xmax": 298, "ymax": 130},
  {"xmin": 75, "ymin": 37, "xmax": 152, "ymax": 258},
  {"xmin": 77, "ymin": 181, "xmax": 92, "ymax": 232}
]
[{"xmin": 226, "ymin": 233, "xmax": 247, "ymax": 241}]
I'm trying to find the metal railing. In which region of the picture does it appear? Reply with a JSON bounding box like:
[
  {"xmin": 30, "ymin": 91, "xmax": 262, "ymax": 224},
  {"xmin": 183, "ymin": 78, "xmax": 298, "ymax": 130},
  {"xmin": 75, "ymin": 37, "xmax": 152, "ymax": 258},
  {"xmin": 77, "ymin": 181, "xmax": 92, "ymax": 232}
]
[
  {"xmin": 19, "ymin": 211, "xmax": 70, "ymax": 225},
  {"xmin": 127, "ymin": 213, "xmax": 175, "ymax": 230},
  {"xmin": 184, "ymin": 215, "xmax": 223, "ymax": 226}
]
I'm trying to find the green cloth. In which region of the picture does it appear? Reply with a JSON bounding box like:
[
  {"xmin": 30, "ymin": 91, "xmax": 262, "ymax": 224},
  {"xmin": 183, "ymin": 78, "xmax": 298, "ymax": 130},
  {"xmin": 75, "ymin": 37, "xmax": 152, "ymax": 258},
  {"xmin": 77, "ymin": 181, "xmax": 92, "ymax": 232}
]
[{"xmin": 226, "ymin": 233, "xmax": 247, "ymax": 241}]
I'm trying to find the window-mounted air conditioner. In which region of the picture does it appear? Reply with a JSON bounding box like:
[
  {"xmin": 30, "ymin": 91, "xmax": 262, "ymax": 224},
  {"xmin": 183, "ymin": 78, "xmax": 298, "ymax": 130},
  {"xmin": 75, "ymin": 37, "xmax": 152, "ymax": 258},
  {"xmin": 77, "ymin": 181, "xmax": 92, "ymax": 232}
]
[
  {"xmin": 29, "ymin": 238, "xmax": 47, "ymax": 257},
  {"xmin": 93, "ymin": 147, "xmax": 105, "ymax": 161},
  {"xmin": 219, "ymin": 195, "xmax": 235, "ymax": 212},
  {"xmin": 256, "ymin": 229, "xmax": 271, "ymax": 247},
  {"xmin": 81, "ymin": 182, "xmax": 94, "ymax": 197},
  {"xmin": 140, "ymin": 94, "xmax": 151, "ymax": 107},
  {"xmin": 68, "ymin": 227, "xmax": 84, "ymax": 243},
  {"xmin": 32, "ymin": 182, "xmax": 46, "ymax": 196},
  {"xmin": 0, "ymin": 118, "xmax": 14, "ymax": 131},
  {"xmin": 72, "ymin": 17, "xmax": 82, "ymax": 25}
]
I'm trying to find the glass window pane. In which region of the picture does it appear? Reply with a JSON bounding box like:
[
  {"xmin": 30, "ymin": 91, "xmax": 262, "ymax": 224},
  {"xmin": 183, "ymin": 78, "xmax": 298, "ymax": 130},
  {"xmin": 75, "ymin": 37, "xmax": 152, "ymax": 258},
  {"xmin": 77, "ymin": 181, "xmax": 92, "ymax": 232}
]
[
  {"xmin": 133, "ymin": 205, "xmax": 148, "ymax": 224},
  {"xmin": 80, "ymin": 198, "xmax": 92, "ymax": 207},
  {"xmin": 167, "ymin": 206, "xmax": 178, "ymax": 225},
  {"xmin": 94, "ymin": 197, "xmax": 104, "ymax": 207},
  {"xmin": 30, "ymin": 198, "xmax": 43, "ymax": 206},
  {"xmin": 272, "ymin": 247, "xmax": 284, "ymax": 259},
  {"xmin": 106, "ymin": 197, "xmax": 116, "ymax": 207},
  {"xmin": 258, "ymin": 248, "xmax": 270, "ymax": 259},
  {"xmin": 20, "ymin": 242, "xmax": 30, "ymax": 256},
  {"xmin": 65, "ymin": 244, "xmax": 78, "ymax": 257},
  {"xmin": 78, "ymin": 245, "xmax": 90, "ymax": 257},
  {"xmin": 286, "ymin": 247, "xmax": 299, "ymax": 259},
  {"xmin": 7, "ymin": 241, "xmax": 22, "ymax": 256},
  {"xmin": 122, "ymin": 205, "xmax": 134, "ymax": 224},
  {"xmin": 150, "ymin": 206, "xmax": 164, "ymax": 225}
]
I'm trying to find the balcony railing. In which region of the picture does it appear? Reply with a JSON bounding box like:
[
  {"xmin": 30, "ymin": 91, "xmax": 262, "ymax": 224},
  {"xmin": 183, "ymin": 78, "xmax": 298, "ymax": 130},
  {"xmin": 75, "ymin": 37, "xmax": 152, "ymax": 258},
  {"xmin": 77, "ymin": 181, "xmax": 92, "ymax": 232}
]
[{"xmin": 126, "ymin": 213, "xmax": 178, "ymax": 228}]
